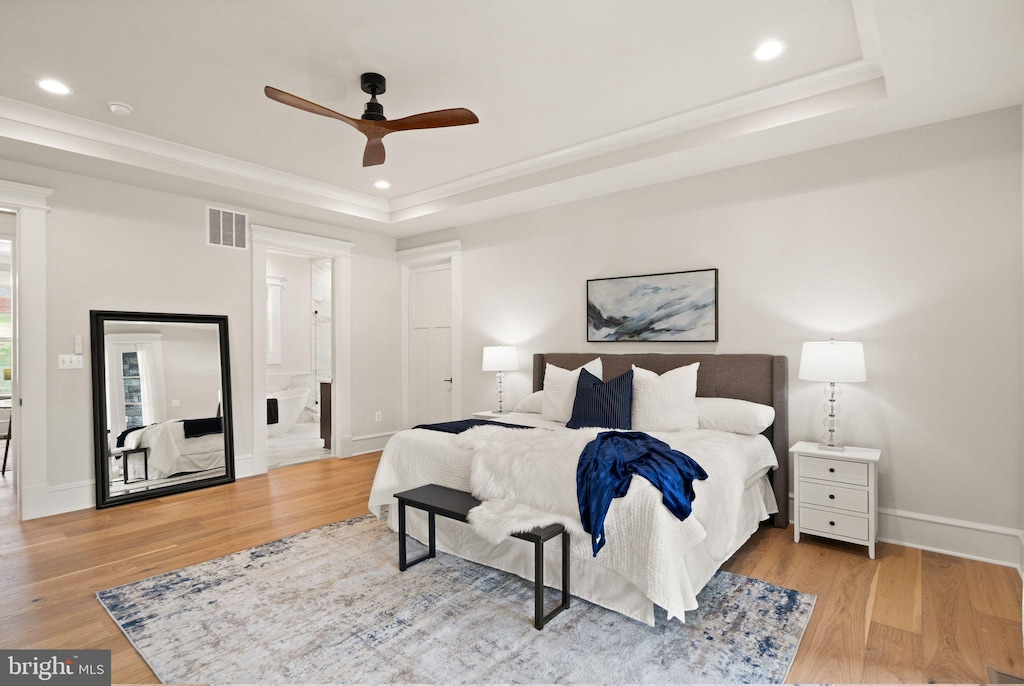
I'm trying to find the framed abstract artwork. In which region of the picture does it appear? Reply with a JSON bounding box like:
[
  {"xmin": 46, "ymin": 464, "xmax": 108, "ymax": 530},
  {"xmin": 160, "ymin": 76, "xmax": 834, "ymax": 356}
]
[{"xmin": 587, "ymin": 268, "xmax": 718, "ymax": 342}]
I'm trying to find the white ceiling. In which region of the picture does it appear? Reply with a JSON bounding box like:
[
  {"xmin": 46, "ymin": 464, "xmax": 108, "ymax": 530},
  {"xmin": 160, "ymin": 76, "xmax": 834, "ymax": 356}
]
[{"xmin": 0, "ymin": 0, "xmax": 1022, "ymax": 238}]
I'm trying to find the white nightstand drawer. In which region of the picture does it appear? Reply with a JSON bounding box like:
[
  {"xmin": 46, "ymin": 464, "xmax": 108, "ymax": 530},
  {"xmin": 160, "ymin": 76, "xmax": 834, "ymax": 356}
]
[
  {"xmin": 798, "ymin": 454, "xmax": 868, "ymax": 486},
  {"xmin": 799, "ymin": 481, "xmax": 868, "ymax": 513},
  {"xmin": 799, "ymin": 507, "xmax": 869, "ymax": 541}
]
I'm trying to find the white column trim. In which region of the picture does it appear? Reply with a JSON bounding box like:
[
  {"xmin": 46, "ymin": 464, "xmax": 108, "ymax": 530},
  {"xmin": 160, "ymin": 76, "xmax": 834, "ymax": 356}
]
[{"xmin": 0, "ymin": 179, "xmax": 52, "ymax": 520}]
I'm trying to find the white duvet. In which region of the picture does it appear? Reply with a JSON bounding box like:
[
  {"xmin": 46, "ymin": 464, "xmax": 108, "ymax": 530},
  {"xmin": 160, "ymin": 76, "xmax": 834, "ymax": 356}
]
[
  {"xmin": 122, "ymin": 421, "xmax": 225, "ymax": 479},
  {"xmin": 368, "ymin": 413, "xmax": 778, "ymax": 624}
]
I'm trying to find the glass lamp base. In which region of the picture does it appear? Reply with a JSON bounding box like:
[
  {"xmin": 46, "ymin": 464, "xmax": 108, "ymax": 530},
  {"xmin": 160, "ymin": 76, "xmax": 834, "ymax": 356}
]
[{"xmin": 817, "ymin": 441, "xmax": 846, "ymax": 452}]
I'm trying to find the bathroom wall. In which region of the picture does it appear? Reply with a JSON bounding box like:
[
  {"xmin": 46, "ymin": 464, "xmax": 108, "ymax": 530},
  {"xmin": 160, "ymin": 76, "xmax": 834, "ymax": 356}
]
[{"xmin": 266, "ymin": 252, "xmax": 316, "ymax": 412}]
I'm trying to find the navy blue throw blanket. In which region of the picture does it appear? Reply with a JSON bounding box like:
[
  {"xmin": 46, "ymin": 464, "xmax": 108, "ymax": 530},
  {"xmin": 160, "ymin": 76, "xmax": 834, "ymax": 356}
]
[
  {"xmin": 182, "ymin": 417, "xmax": 224, "ymax": 439},
  {"xmin": 413, "ymin": 418, "xmax": 531, "ymax": 434},
  {"xmin": 577, "ymin": 431, "xmax": 708, "ymax": 557}
]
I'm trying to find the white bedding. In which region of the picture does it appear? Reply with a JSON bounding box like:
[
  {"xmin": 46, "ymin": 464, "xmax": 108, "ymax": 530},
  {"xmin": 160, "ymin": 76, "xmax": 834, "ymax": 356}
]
[
  {"xmin": 122, "ymin": 421, "xmax": 225, "ymax": 479},
  {"xmin": 368, "ymin": 412, "xmax": 778, "ymax": 625}
]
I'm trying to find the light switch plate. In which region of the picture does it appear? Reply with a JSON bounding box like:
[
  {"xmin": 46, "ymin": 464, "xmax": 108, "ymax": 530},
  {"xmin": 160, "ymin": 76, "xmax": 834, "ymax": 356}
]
[{"xmin": 57, "ymin": 354, "xmax": 84, "ymax": 370}]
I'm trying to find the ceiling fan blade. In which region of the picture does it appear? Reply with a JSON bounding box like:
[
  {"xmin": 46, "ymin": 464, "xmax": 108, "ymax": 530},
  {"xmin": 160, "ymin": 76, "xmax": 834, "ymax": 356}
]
[
  {"xmin": 381, "ymin": 108, "xmax": 479, "ymax": 133},
  {"xmin": 264, "ymin": 86, "xmax": 365, "ymax": 132},
  {"xmin": 363, "ymin": 137, "xmax": 386, "ymax": 167}
]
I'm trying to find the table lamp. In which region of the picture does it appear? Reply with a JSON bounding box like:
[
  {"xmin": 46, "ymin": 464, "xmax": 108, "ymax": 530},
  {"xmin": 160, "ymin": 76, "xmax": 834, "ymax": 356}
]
[
  {"xmin": 798, "ymin": 340, "xmax": 866, "ymax": 451},
  {"xmin": 482, "ymin": 346, "xmax": 518, "ymax": 414}
]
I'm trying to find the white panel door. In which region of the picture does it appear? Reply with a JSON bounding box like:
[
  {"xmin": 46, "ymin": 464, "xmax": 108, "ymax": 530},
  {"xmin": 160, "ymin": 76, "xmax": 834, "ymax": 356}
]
[{"xmin": 409, "ymin": 264, "xmax": 453, "ymax": 425}]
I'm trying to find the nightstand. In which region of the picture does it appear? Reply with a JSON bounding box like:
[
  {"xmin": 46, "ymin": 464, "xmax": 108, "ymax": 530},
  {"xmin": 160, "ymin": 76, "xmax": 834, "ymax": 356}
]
[
  {"xmin": 471, "ymin": 410, "xmax": 510, "ymax": 419},
  {"xmin": 791, "ymin": 441, "xmax": 881, "ymax": 559}
]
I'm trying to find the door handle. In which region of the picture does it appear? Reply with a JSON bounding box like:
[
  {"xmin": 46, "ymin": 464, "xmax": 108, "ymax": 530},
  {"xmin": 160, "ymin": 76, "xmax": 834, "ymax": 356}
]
[{"xmin": 443, "ymin": 378, "xmax": 453, "ymax": 383}]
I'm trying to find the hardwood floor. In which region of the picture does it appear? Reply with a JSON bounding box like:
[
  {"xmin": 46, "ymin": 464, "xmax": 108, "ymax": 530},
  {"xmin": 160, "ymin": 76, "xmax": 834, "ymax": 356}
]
[{"xmin": 1, "ymin": 456, "xmax": 1021, "ymax": 684}]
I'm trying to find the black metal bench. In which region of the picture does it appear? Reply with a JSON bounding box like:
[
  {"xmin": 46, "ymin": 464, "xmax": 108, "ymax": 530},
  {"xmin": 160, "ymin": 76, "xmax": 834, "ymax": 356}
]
[{"xmin": 394, "ymin": 483, "xmax": 570, "ymax": 630}]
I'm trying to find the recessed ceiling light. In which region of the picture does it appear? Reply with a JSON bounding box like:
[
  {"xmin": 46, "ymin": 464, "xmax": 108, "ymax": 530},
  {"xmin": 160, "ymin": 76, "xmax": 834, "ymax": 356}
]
[
  {"xmin": 374, "ymin": 180, "xmax": 391, "ymax": 190},
  {"xmin": 108, "ymin": 101, "xmax": 134, "ymax": 116},
  {"xmin": 753, "ymin": 40, "xmax": 786, "ymax": 61},
  {"xmin": 36, "ymin": 78, "xmax": 71, "ymax": 95}
]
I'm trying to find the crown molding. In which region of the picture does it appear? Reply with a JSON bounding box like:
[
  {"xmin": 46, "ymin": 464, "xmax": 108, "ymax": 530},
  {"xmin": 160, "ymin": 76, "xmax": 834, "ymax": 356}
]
[
  {"xmin": 390, "ymin": 58, "xmax": 883, "ymax": 215},
  {"xmin": 0, "ymin": 0, "xmax": 885, "ymax": 232},
  {"xmin": 0, "ymin": 96, "xmax": 389, "ymax": 222}
]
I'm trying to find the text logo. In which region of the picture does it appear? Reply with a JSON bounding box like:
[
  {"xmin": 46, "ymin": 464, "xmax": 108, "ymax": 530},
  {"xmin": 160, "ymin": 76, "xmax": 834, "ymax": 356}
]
[{"xmin": 1, "ymin": 651, "xmax": 111, "ymax": 685}]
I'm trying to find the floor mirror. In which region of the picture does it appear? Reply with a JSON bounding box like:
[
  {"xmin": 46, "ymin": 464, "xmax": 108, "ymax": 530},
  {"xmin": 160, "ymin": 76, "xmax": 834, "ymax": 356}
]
[{"xmin": 91, "ymin": 310, "xmax": 235, "ymax": 508}]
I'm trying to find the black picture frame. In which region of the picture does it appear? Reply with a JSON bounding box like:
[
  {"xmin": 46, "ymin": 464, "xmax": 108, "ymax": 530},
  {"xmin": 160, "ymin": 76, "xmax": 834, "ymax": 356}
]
[
  {"xmin": 90, "ymin": 310, "xmax": 235, "ymax": 508},
  {"xmin": 586, "ymin": 268, "xmax": 719, "ymax": 342}
]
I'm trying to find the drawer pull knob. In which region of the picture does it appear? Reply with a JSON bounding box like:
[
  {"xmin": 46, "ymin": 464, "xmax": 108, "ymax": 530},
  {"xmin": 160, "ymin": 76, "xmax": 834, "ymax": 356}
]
[
  {"xmin": 829, "ymin": 521, "xmax": 836, "ymax": 526},
  {"xmin": 829, "ymin": 494, "xmax": 835, "ymax": 500},
  {"xmin": 829, "ymin": 467, "xmax": 835, "ymax": 473}
]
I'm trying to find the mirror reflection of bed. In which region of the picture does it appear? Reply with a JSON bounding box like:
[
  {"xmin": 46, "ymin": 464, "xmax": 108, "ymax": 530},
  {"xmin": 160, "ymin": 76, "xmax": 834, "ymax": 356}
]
[{"xmin": 102, "ymin": 319, "xmax": 228, "ymax": 498}]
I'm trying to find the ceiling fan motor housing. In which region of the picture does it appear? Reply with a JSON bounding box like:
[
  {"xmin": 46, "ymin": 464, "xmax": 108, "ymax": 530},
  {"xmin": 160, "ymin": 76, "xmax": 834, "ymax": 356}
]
[{"xmin": 360, "ymin": 72, "xmax": 387, "ymax": 120}]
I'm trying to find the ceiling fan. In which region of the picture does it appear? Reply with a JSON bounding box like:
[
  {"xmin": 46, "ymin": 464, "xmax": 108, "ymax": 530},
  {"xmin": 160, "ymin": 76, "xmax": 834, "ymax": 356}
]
[{"xmin": 265, "ymin": 72, "xmax": 479, "ymax": 167}]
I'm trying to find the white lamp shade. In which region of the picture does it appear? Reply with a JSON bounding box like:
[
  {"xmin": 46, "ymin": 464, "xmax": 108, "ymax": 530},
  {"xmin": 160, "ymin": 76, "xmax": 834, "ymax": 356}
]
[
  {"xmin": 798, "ymin": 341, "xmax": 866, "ymax": 382},
  {"xmin": 482, "ymin": 346, "xmax": 519, "ymax": 372}
]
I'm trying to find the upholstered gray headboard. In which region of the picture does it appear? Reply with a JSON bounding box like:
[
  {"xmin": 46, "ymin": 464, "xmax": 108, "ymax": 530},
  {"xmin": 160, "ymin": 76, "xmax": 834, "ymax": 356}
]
[{"xmin": 533, "ymin": 352, "xmax": 789, "ymax": 529}]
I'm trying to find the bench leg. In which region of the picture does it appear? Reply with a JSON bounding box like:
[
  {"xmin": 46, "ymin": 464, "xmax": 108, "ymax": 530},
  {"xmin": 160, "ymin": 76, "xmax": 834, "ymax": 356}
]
[
  {"xmin": 398, "ymin": 501, "xmax": 436, "ymax": 571},
  {"xmin": 533, "ymin": 531, "xmax": 571, "ymax": 630}
]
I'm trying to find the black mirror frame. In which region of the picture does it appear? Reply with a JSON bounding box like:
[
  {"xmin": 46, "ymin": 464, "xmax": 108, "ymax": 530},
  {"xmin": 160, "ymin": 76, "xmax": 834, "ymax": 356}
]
[{"xmin": 90, "ymin": 310, "xmax": 235, "ymax": 508}]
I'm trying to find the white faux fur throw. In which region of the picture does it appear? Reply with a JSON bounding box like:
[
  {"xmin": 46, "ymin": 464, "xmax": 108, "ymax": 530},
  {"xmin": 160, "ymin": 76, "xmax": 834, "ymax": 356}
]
[{"xmin": 459, "ymin": 426, "xmax": 597, "ymax": 542}]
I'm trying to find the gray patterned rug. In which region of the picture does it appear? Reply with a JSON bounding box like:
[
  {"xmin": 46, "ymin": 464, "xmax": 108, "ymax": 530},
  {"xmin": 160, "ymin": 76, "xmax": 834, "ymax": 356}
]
[{"xmin": 97, "ymin": 515, "xmax": 814, "ymax": 684}]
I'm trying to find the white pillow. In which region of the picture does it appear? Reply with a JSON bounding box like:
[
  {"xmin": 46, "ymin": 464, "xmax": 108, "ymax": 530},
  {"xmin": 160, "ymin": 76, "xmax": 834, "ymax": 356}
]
[
  {"xmin": 513, "ymin": 390, "xmax": 544, "ymax": 414},
  {"xmin": 541, "ymin": 359, "xmax": 603, "ymax": 423},
  {"xmin": 696, "ymin": 397, "xmax": 775, "ymax": 435},
  {"xmin": 631, "ymin": 363, "xmax": 699, "ymax": 432}
]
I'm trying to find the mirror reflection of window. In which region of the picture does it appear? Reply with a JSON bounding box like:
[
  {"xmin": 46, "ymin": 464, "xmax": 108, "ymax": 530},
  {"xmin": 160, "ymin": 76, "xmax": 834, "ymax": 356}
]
[{"xmin": 121, "ymin": 351, "xmax": 144, "ymax": 428}]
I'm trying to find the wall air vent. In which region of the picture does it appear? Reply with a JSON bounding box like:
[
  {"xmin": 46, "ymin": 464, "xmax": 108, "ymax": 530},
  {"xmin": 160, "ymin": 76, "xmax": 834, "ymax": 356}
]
[{"xmin": 207, "ymin": 207, "xmax": 248, "ymax": 249}]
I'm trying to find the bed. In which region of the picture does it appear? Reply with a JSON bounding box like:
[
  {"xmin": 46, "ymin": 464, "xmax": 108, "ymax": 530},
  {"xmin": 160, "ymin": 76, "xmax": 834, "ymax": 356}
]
[
  {"xmin": 116, "ymin": 419, "xmax": 226, "ymax": 479},
  {"xmin": 368, "ymin": 352, "xmax": 789, "ymax": 625}
]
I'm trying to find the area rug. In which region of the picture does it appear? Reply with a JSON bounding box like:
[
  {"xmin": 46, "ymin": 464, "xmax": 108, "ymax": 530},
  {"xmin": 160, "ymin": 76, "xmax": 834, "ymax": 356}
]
[{"xmin": 98, "ymin": 515, "xmax": 814, "ymax": 684}]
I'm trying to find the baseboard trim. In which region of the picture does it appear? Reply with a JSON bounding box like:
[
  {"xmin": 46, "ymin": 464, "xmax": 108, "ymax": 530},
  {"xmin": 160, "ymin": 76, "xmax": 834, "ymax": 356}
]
[
  {"xmin": 351, "ymin": 431, "xmax": 394, "ymax": 455},
  {"xmin": 45, "ymin": 481, "xmax": 94, "ymax": 518},
  {"xmin": 234, "ymin": 453, "xmax": 254, "ymax": 479},
  {"xmin": 23, "ymin": 455, "xmax": 259, "ymax": 520},
  {"xmin": 788, "ymin": 495, "xmax": 1024, "ymax": 570}
]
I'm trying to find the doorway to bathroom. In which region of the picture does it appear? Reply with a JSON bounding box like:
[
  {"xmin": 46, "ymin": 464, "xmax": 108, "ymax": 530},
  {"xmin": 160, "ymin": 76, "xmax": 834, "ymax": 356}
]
[
  {"xmin": 264, "ymin": 252, "xmax": 333, "ymax": 468},
  {"xmin": 250, "ymin": 225, "xmax": 353, "ymax": 476}
]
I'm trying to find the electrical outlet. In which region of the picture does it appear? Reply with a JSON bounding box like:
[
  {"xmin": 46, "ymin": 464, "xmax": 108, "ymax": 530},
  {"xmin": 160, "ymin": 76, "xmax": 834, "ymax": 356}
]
[
  {"xmin": 74, "ymin": 334, "xmax": 83, "ymax": 354},
  {"xmin": 171, "ymin": 399, "xmax": 180, "ymax": 407},
  {"xmin": 374, "ymin": 411, "xmax": 382, "ymax": 422}
]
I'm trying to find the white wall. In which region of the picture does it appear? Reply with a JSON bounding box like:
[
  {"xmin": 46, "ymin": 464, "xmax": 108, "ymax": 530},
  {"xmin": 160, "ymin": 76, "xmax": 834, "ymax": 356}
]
[
  {"xmin": 422, "ymin": 107, "xmax": 1023, "ymax": 561},
  {"xmin": 0, "ymin": 156, "xmax": 400, "ymax": 511},
  {"xmin": 105, "ymin": 322, "xmax": 222, "ymax": 421},
  {"xmin": 160, "ymin": 325, "xmax": 222, "ymax": 420}
]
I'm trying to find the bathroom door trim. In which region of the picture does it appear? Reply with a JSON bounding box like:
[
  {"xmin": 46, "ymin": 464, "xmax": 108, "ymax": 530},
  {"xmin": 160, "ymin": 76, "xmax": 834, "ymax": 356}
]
[{"xmin": 250, "ymin": 225, "xmax": 353, "ymax": 475}]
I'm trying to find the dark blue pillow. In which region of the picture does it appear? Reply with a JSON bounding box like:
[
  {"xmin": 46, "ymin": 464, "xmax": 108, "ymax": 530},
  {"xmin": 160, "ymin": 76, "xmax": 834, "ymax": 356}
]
[{"xmin": 567, "ymin": 369, "xmax": 633, "ymax": 430}]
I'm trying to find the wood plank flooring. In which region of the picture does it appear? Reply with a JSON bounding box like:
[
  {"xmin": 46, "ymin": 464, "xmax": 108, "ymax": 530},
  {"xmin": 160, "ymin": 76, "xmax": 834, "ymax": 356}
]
[{"xmin": 1, "ymin": 456, "xmax": 1021, "ymax": 684}]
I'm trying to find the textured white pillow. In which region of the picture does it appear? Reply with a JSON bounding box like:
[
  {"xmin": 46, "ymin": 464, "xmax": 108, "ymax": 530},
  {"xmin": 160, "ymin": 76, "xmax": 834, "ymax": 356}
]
[
  {"xmin": 513, "ymin": 390, "xmax": 544, "ymax": 414},
  {"xmin": 541, "ymin": 358, "xmax": 603, "ymax": 423},
  {"xmin": 631, "ymin": 363, "xmax": 699, "ymax": 432},
  {"xmin": 696, "ymin": 397, "xmax": 775, "ymax": 435}
]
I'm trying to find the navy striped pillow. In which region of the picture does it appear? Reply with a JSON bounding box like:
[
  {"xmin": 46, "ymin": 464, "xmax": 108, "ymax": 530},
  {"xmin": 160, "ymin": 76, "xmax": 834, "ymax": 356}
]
[{"xmin": 566, "ymin": 369, "xmax": 633, "ymax": 430}]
